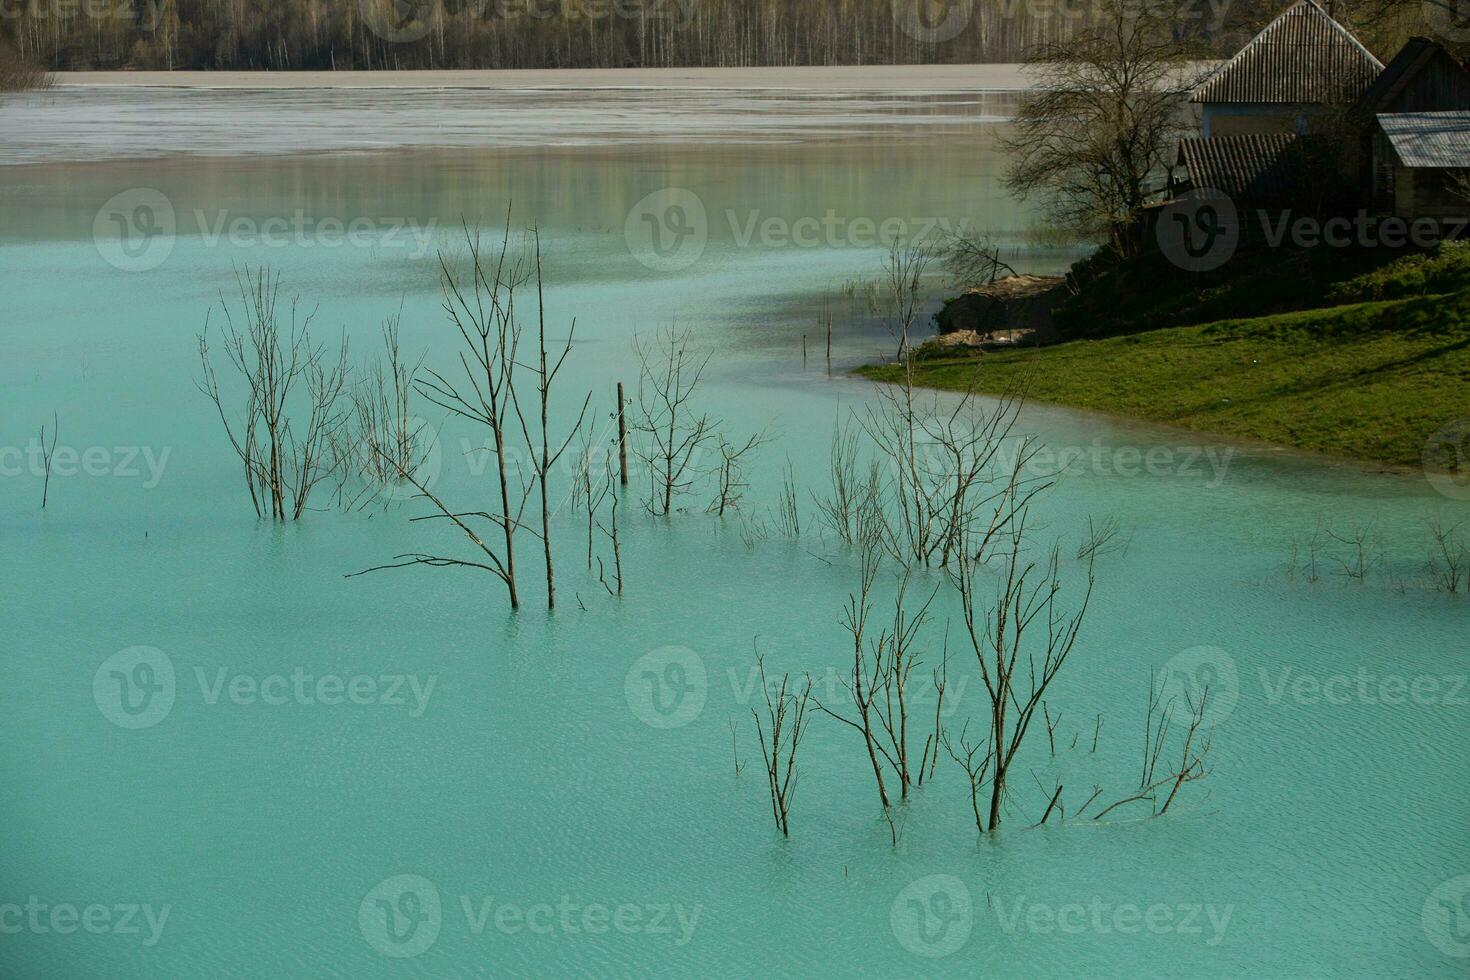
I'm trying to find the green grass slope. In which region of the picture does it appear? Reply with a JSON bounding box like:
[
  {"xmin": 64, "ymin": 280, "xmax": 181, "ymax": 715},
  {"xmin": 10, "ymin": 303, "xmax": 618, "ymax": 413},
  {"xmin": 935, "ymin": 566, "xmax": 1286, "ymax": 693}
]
[{"xmin": 863, "ymin": 248, "xmax": 1470, "ymax": 468}]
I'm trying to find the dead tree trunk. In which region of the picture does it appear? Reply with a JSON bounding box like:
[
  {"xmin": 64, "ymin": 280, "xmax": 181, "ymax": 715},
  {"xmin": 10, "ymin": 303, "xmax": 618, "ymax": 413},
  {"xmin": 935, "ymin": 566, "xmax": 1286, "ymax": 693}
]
[
  {"xmin": 751, "ymin": 651, "xmax": 814, "ymax": 838},
  {"xmin": 953, "ymin": 507, "xmax": 1095, "ymax": 833}
]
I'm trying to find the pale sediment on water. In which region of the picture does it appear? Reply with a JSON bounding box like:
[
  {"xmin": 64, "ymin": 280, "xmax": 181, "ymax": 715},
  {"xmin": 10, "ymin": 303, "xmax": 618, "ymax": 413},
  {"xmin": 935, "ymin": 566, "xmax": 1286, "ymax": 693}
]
[{"xmin": 49, "ymin": 65, "xmax": 1034, "ymax": 91}]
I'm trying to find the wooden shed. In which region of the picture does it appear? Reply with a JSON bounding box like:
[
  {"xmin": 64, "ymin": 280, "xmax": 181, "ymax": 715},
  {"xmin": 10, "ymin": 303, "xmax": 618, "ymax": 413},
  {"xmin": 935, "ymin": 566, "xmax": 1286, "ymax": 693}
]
[
  {"xmin": 1372, "ymin": 112, "xmax": 1470, "ymax": 219},
  {"xmin": 1191, "ymin": 0, "xmax": 1383, "ymax": 138},
  {"xmin": 1356, "ymin": 36, "xmax": 1470, "ymax": 115}
]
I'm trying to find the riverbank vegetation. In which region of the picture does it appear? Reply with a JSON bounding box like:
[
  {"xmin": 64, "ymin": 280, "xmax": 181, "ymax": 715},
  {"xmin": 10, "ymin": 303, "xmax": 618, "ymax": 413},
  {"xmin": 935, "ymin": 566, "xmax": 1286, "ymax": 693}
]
[
  {"xmin": 856, "ymin": 0, "xmax": 1470, "ymax": 471},
  {"xmin": 868, "ymin": 245, "xmax": 1470, "ymax": 469}
]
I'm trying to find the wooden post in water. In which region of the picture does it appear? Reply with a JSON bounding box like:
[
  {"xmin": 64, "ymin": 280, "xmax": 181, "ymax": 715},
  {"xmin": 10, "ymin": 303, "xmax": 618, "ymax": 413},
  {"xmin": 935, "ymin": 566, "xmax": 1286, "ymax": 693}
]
[
  {"xmin": 824, "ymin": 292, "xmax": 833, "ymax": 375},
  {"xmin": 616, "ymin": 381, "xmax": 628, "ymax": 486},
  {"xmin": 802, "ymin": 334, "xmax": 807, "ymax": 370}
]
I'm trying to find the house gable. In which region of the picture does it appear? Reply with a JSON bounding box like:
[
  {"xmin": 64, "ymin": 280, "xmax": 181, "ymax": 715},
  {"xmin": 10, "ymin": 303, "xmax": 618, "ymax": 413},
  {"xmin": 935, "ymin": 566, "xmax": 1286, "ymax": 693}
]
[
  {"xmin": 1192, "ymin": 0, "xmax": 1383, "ymax": 106},
  {"xmin": 1357, "ymin": 37, "xmax": 1470, "ymax": 114}
]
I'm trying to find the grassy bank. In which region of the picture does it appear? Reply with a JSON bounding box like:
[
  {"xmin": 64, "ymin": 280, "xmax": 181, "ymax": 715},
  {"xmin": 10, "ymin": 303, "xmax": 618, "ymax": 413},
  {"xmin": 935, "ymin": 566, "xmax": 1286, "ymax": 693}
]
[{"xmin": 860, "ymin": 247, "xmax": 1470, "ymax": 468}]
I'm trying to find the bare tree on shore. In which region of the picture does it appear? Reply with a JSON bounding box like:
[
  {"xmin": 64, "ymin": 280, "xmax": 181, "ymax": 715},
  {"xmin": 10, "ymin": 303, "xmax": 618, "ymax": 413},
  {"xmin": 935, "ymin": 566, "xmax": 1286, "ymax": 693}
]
[
  {"xmin": 1003, "ymin": 0, "xmax": 1202, "ymax": 256},
  {"xmin": 4, "ymin": 1, "xmax": 1150, "ymax": 75},
  {"xmin": 197, "ymin": 267, "xmax": 352, "ymax": 521},
  {"xmin": 0, "ymin": 36, "xmax": 48, "ymax": 91}
]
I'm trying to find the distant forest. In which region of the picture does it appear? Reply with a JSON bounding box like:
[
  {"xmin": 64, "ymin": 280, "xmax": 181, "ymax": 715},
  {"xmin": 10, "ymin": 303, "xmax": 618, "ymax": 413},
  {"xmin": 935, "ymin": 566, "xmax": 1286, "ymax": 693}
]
[{"xmin": 0, "ymin": 0, "xmax": 1428, "ymax": 71}]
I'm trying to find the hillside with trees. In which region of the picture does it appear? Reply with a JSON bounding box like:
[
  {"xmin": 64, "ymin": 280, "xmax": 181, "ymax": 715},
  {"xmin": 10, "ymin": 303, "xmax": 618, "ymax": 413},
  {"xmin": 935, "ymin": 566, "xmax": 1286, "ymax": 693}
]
[{"xmin": 0, "ymin": 0, "xmax": 1438, "ymax": 72}]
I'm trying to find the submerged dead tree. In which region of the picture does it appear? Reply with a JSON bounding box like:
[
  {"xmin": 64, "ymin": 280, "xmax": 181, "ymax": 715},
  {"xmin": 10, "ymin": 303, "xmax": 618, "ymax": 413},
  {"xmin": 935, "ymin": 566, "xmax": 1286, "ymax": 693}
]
[
  {"xmin": 751, "ymin": 650, "xmax": 814, "ymax": 838},
  {"xmin": 353, "ymin": 219, "xmax": 590, "ymax": 611},
  {"xmin": 632, "ymin": 325, "xmax": 717, "ymax": 516},
  {"xmin": 514, "ymin": 230, "xmax": 591, "ymax": 610},
  {"xmin": 197, "ymin": 267, "xmax": 352, "ymax": 521},
  {"xmin": 709, "ymin": 430, "xmax": 769, "ymax": 517},
  {"xmin": 573, "ymin": 422, "xmax": 627, "ymax": 598},
  {"xmin": 815, "ymin": 503, "xmax": 943, "ymax": 812},
  {"xmin": 1091, "ymin": 682, "xmax": 1213, "ymax": 820},
  {"xmin": 38, "ymin": 413, "xmax": 57, "ymax": 509},
  {"xmin": 338, "ymin": 309, "xmax": 430, "ymax": 509},
  {"xmin": 952, "ymin": 508, "xmax": 1096, "ymax": 833}
]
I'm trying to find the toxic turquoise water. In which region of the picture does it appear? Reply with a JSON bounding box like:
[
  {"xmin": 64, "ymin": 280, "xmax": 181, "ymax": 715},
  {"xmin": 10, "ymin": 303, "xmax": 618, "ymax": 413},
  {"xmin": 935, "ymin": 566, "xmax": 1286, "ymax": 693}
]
[{"xmin": 2, "ymin": 86, "xmax": 1469, "ymax": 978}]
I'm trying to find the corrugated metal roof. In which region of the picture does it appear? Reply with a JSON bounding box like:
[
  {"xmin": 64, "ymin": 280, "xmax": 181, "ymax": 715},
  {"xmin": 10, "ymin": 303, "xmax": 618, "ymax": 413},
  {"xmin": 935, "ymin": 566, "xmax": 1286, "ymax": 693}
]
[
  {"xmin": 1192, "ymin": 0, "xmax": 1384, "ymax": 104},
  {"xmin": 1177, "ymin": 134, "xmax": 1310, "ymax": 206},
  {"xmin": 1378, "ymin": 111, "xmax": 1470, "ymax": 167}
]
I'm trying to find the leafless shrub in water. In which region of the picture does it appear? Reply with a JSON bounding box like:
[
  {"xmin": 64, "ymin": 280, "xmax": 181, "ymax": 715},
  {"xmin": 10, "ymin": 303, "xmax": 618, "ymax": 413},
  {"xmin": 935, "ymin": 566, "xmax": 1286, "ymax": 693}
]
[
  {"xmin": 632, "ymin": 324, "xmax": 717, "ymax": 517},
  {"xmin": 1428, "ymin": 518, "xmax": 1468, "ymax": 595},
  {"xmin": 197, "ymin": 267, "xmax": 352, "ymax": 522},
  {"xmin": 351, "ymin": 218, "xmax": 582, "ymax": 611},
  {"xmin": 708, "ymin": 430, "xmax": 769, "ymax": 517},
  {"xmin": 1093, "ymin": 681, "xmax": 1212, "ymax": 820},
  {"xmin": 513, "ymin": 230, "xmax": 591, "ymax": 610},
  {"xmin": 815, "ymin": 512, "xmax": 944, "ymax": 813},
  {"xmin": 943, "ymin": 719, "xmax": 993, "ymax": 835},
  {"xmin": 750, "ymin": 650, "xmax": 813, "ymax": 839},
  {"xmin": 774, "ymin": 459, "xmax": 801, "ymax": 537},
  {"xmin": 38, "ymin": 412, "xmax": 57, "ymax": 509},
  {"xmin": 950, "ymin": 506, "xmax": 1096, "ymax": 833},
  {"xmin": 1076, "ymin": 515, "xmax": 1128, "ymax": 563},
  {"xmin": 335, "ymin": 309, "xmax": 430, "ymax": 510},
  {"xmin": 1325, "ymin": 522, "xmax": 1381, "ymax": 584}
]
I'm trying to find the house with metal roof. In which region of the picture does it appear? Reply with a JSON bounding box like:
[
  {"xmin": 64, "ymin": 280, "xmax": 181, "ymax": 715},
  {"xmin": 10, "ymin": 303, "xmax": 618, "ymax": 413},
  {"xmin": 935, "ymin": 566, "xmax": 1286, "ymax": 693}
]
[
  {"xmin": 1191, "ymin": 0, "xmax": 1383, "ymax": 139},
  {"xmin": 1175, "ymin": 3, "xmax": 1470, "ymax": 224},
  {"xmin": 1372, "ymin": 111, "xmax": 1470, "ymax": 218},
  {"xmin": 1175, "ymin": 134, "xmax": 1312, "ymax": 210}
]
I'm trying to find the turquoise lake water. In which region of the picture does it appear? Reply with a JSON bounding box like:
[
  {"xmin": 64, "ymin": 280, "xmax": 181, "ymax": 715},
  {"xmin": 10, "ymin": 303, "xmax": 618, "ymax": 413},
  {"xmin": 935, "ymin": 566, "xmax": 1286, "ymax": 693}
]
[{"xmin": 2, "ymin": 85, "xmax": 1469, "ymax": 978}]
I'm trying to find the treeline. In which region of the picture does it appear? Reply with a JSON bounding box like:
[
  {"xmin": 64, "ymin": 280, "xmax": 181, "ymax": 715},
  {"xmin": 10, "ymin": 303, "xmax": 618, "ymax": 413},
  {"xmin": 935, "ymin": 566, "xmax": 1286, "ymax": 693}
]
[
  {"xmin": 1, "ymin": 0, "xmax": 1431, "ymax": 73},
  {"xmin": 0, "ymin": 0, "xmax": 1323, "ymax": 72}
]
